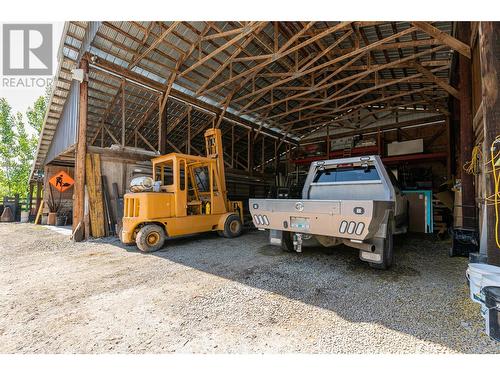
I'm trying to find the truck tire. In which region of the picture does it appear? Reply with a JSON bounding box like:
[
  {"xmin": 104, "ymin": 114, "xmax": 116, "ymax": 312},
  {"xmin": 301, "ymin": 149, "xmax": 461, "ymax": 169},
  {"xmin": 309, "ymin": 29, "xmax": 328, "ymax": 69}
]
[
  {"xmin": 223, "ymin": 214, "xmax": 243, "ymax": 238},
  {"xmin": 136, "ymin": 224, "xmax": 166, "ymax": 253},
  {"xmin": 369, "ymin": 219, "xmax": 394, "ymax": 270},
  {"xmin": 281, "ymin": 231, "xmax": 295, "ymax": 252}
]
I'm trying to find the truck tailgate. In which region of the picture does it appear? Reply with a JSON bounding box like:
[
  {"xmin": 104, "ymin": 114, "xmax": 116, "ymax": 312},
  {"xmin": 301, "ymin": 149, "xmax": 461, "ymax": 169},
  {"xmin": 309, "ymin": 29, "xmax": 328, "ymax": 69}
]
[{"xmin": 249, "ymin": 198, "xmax": 392, "ymax": 240}]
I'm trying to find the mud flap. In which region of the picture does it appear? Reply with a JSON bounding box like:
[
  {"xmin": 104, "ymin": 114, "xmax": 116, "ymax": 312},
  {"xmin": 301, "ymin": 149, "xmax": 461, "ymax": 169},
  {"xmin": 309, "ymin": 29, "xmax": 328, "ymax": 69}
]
[
  {"xmin": 269, "ymin": 229, "xmax": 283, "ymax": 246},
  {"xmin": 359, "ymin": 209, "xmax": 391, "ymax": 264}
]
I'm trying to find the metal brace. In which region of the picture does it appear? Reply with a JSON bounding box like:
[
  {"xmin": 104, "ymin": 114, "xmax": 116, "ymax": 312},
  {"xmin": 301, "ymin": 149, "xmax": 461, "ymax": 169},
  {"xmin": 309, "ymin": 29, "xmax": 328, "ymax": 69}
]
[{"xmin": 293, "ymin": 233, "xmax": 303, "ymax": 253}]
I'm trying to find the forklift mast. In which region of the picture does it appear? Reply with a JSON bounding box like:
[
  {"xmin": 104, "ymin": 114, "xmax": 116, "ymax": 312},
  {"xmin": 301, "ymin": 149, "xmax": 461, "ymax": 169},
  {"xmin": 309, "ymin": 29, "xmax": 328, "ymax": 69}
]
[{"xmin": 204, "ymin": 128, "xmax": 227, "ymax": 203}]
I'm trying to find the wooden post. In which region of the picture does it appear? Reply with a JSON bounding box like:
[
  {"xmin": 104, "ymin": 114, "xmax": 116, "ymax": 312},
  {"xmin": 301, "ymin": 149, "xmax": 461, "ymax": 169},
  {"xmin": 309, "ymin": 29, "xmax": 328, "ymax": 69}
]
[
  {"xmin": 73, "ymin": 57, "xmax": 89, "ymax": 236},
  {"xmin": 377, "ymin": 129, "xmax": 383, "ymax": 156},
  {"xmin": 457, "ymin": 22, "xmax": 475, "ymax": 229},
  {"xmin": 247, "ymin": 128, "xmax": 254, "ymax": 175},
  {"xmin": 100, "ymin": 123, "xmax": 104, "ymax": 147},
  {"xmin": 157, "ymin": 96, "xmax": 162, "ymax": 152},
  {"xmin": 35, "ymin": 180, "xmax": 42, "ymax": 216},
  {"xmin": 445, "ymin": 116, "xmax": 452, "ymax": 179},
  {"xmin": 274, "ymin": 139, "xmax": 278, "ymax": 172},
  {"xmin": 261, "ymin": 136, "xmax": 265, "ymax": 172},
  {"xmin": 121, "ymin": 81, "xmax": 126, "ymax": 147},
  {"xmin": 231, "ymin": 124, "xmax": 235, "ymax": 168},
  {"xmin": 326, "ymin": 124, "xmax": 330, "ymax": 157},
  {"xmin": 159, "ymin": 96, "xmax": 168, "ymax": 154},
  {"xmin": 27, "ymin": 183, "xmax": 34, "ymax": 215},
  {"xmin": 479, "ymin": 21, "xmax": 500, "ymax": 265},
  {"xmin": 187, "ymin": 106, "xmax": 191, "ymax": 154}
]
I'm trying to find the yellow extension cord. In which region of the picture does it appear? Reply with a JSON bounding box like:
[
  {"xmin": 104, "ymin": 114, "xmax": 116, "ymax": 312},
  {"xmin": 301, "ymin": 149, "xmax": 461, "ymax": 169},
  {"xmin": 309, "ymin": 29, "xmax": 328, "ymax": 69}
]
[
  {"xmin": 463, "ymin": 144, "xmax": 483, "ymax": 176},
  {"xmin": 462, "ymin": 137, "xmax": 500, "ymax": 249},
  {"xmin": 491, "ymin": 136, "xmax": 500, "ymax": 249}
]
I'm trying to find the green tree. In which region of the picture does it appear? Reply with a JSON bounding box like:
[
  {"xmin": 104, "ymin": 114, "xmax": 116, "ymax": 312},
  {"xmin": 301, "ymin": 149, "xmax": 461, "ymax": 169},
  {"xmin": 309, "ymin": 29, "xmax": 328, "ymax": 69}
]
[
  {"xmin": 26, "ymin": 95, "xmax": 47, "ymax": 133},
  {"xmin": 0, "ymin": 98, "xmax": 16, "ymax": 197},
  {"xmin": 0, "ymin": 95, "xmax": 46, "ymax": 199}
]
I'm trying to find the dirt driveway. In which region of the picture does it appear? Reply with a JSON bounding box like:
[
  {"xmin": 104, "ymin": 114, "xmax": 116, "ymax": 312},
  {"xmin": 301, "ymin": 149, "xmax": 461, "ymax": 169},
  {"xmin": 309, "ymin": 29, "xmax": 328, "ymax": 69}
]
[{"xmin": 0, "ymin": 223, "xmax": 498, "ymax": 353}]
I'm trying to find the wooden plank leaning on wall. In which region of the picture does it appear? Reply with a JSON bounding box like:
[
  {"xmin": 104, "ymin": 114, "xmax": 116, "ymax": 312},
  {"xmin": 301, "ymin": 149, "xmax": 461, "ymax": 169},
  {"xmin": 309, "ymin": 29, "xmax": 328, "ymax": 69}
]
[{"xmin": 85, "ymin": 154, "xmax": 106, "ymax": 238}]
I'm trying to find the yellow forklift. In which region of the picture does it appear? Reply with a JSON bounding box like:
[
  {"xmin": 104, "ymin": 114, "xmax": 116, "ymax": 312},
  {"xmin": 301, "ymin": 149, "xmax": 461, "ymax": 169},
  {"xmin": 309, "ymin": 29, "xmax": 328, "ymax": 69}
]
[{"xmin": 120, "ymin": 128, "xmax": 244, "ymax": 252}]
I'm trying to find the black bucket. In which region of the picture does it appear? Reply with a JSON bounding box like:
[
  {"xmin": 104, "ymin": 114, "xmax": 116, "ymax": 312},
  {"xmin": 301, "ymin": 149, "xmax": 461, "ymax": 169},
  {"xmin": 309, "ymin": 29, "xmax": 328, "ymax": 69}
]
[
  {"xmin": 469, "ymin": 252, "xmax": 488, "ymax": 264},
  {"xmin": 483, "ymin": 286, "xmax": 500, "ymax": 342},
  {"xmin": 56, "ymin": 215, "xmax": 67, "ymax": 227}
]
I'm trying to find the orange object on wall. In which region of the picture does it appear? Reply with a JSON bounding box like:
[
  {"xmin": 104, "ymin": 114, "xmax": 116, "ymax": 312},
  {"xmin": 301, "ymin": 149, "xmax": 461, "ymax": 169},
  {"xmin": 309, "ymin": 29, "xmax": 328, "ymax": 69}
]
[{"xmin": 49, "ymin": 171, "xmax": 75, "ymax": 193}]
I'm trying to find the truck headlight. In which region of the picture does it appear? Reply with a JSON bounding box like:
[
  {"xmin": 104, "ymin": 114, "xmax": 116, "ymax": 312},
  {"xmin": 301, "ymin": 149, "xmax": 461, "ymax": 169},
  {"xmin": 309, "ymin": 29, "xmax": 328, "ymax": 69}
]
[
  {"xmin": 262, "ymin": 215, "xmax": 270, "ymax": 225},
  {"xmin": 254, "ymin": 215, "xmax": 261, "ymax": 225}
]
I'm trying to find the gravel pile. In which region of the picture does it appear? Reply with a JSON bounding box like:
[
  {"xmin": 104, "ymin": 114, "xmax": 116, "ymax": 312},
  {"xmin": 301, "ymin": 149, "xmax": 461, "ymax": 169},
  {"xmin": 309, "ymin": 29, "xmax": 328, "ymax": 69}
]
[{"xmin": 0, "ymin": 223, "xmax": 499, "ymax": 353}]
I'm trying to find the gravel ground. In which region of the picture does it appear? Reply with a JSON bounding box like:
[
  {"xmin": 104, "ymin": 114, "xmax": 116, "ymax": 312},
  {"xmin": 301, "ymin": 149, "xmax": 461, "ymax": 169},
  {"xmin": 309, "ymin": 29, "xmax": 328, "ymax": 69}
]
[{"xmin": 0, "ymin": 223, "xmax": 499, "ymax": 354}]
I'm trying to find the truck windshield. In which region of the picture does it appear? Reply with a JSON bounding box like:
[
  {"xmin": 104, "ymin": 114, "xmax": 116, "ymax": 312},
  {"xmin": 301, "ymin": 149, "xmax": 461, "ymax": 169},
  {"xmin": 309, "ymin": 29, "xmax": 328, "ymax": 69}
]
[{"xmin": 313, "ymin": 165, "xmax": 380, "ymax": 183}]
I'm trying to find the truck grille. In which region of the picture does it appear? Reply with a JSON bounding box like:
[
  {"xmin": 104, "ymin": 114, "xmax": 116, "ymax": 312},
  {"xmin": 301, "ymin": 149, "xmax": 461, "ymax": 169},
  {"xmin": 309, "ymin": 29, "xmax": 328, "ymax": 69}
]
[{"xmin": 124, "ymin": 197, "xmax": 140, "ymax": 217}]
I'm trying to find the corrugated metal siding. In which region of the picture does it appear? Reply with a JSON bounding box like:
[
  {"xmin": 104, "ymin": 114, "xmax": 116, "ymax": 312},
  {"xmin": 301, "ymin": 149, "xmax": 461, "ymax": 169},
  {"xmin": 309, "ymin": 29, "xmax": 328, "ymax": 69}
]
[
  {"xmin": 77, "ymin": 21, "xmax": 101, "ymax": 63},
  {"xmin": 45, "ymin": 81, "xmax": 80, "ymax": 163}
]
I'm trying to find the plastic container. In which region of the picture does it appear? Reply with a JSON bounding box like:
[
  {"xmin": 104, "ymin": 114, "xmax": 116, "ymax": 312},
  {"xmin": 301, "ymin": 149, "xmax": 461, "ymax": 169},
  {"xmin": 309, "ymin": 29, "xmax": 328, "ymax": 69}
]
[
  {"xmin": 469, "ymin": 252, "xmax": 488, "ymax": 264},
  {"xmin": 20, "ymin": 211, "xmax": 29, "ymax": 223},
  {"xmin": 483, "ymin": 286, "xmax": 500, "ymax": 342},
  {"xmin": 466, "ymin": 263, "xmax": 500, "ymax": 304}
]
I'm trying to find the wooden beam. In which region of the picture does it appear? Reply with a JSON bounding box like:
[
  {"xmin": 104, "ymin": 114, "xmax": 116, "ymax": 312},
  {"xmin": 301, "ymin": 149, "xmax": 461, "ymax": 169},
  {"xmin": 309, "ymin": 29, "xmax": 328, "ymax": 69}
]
[
  {"xmin": 196, "ymin": 22, "xmax": 268, "ymax": 95},
  {"xmin": 177, "ymin": 115, "xmax": 216, "ymax": 150},
  {"xmin": 180, "ymin": 22, "xmax": 262, "ymax": 77},
  {"xmin": 89, "ymin": 55, "xmax": 298, "ymax": 144},
  {"xmin": 124, "ymin": 95, "xmax": 161, "ymax": 145},
  {"xmin": 73, "ymin": 58, "xmax": 89, "ymax": 238},
  {"xmin": 187, "ymin": 107, "xmax": 191, "ymax": 154},
  {"xmin": 167, "ymin": 105, "xmax": 190, "ymax": 133},
  {"xmin": 230, "ymin": 28, "xmax": 416, "ymax": 102},
  {"xmin": 263, "ymin": 48, "xmax": 447, "ymax": 121},
  {"xmin": 412, "ymin": 22, "xmax": 471, "ymax": 58},
  {"xmin": 136, "ymin": 130, "xmax": 157, "ymax": 152},
  {"xmin": 203, "ymin": 26, "xmax": 246, "ymax": 41},
  {"xmin": 457, "ymin": 22, "xmax": 475, "ymax": 229},
  {"xmin": 202, "ymin": 22, "xmax": 348, "ymax": 95},
  {"xmin": 293, "ymin": 86, "xmax": 442, "ymax": 132},
  {"xmin": 412, "ymin": 61, "xmax": 460, "ymax": 99},
  {"xmin": 103, "ymin": 123, "xmax": 120, "ymax": 144},
  {"xmin": 128, "ymin": 22, "xmax": 180, "ymax": 69},
  {"xmin": 159, "ymin": 25, "xmax": 213, "ymax": 115},
  {"xmin": 121, "ymin": 81, "xmax": 126, "ymax": 146},
  {"xmin": 478, "ymin": 21, "xmax": 500, "ymax": 265},
  {"xmin": 302, "ymin": 114, "xmax": 446, "ymax": 143}
]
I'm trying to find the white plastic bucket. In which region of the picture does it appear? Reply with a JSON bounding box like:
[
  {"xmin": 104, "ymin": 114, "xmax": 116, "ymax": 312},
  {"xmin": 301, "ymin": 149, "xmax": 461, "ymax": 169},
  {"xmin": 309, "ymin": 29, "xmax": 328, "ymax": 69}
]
[
  {"xmin": 20, "ymin": 211, "xmax": 29, "ymax": 223},
  {"xmin": 466, "ymin": 263, "xmax": 500, "ymax": 304}
]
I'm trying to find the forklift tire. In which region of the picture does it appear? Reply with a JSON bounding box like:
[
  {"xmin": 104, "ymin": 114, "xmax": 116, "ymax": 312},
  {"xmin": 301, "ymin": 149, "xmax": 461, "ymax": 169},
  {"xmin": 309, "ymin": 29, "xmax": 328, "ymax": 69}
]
[
  {"xmin": 136, "ymin": 224, "xmax": 166, "ymax": 253},
  {"xmin": 222, "ymin": 214, "xmax": 243, "ymax": 238},
  {"xmin": 369, "ymin": 219, "xmax": 394, "ymax": 270},
  {"xmin": 281, "ymin": 231, "xmax": 295, "ymax": 252}
]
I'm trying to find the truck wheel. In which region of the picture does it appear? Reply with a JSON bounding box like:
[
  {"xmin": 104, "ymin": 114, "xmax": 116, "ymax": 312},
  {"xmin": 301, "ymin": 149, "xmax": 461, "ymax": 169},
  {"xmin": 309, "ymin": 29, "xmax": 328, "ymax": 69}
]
[
  {"xmin": 369, "ymin": 220, "xmax": 394, "ymax": 270},
  {"xmin": 136, "ymin": 224, "xmax": 166, "ymax": 253},
  {"xmin": 223, "ymin": 214, "xmax": 243, "ymax": 238},
  {"xmin": 281, "ymin": 231, "xmax": 295, "ymax": 252}
]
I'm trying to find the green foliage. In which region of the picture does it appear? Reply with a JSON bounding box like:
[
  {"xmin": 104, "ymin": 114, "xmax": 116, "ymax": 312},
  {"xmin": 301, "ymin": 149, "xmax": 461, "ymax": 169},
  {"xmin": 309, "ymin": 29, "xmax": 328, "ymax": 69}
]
[
  {"xmin": 26, "ymin": 95, "xmax": 47, "ymax": 133},
  {"xmin": 0, "ymin": 95, "xmax": 46, "ymax": 199}
]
